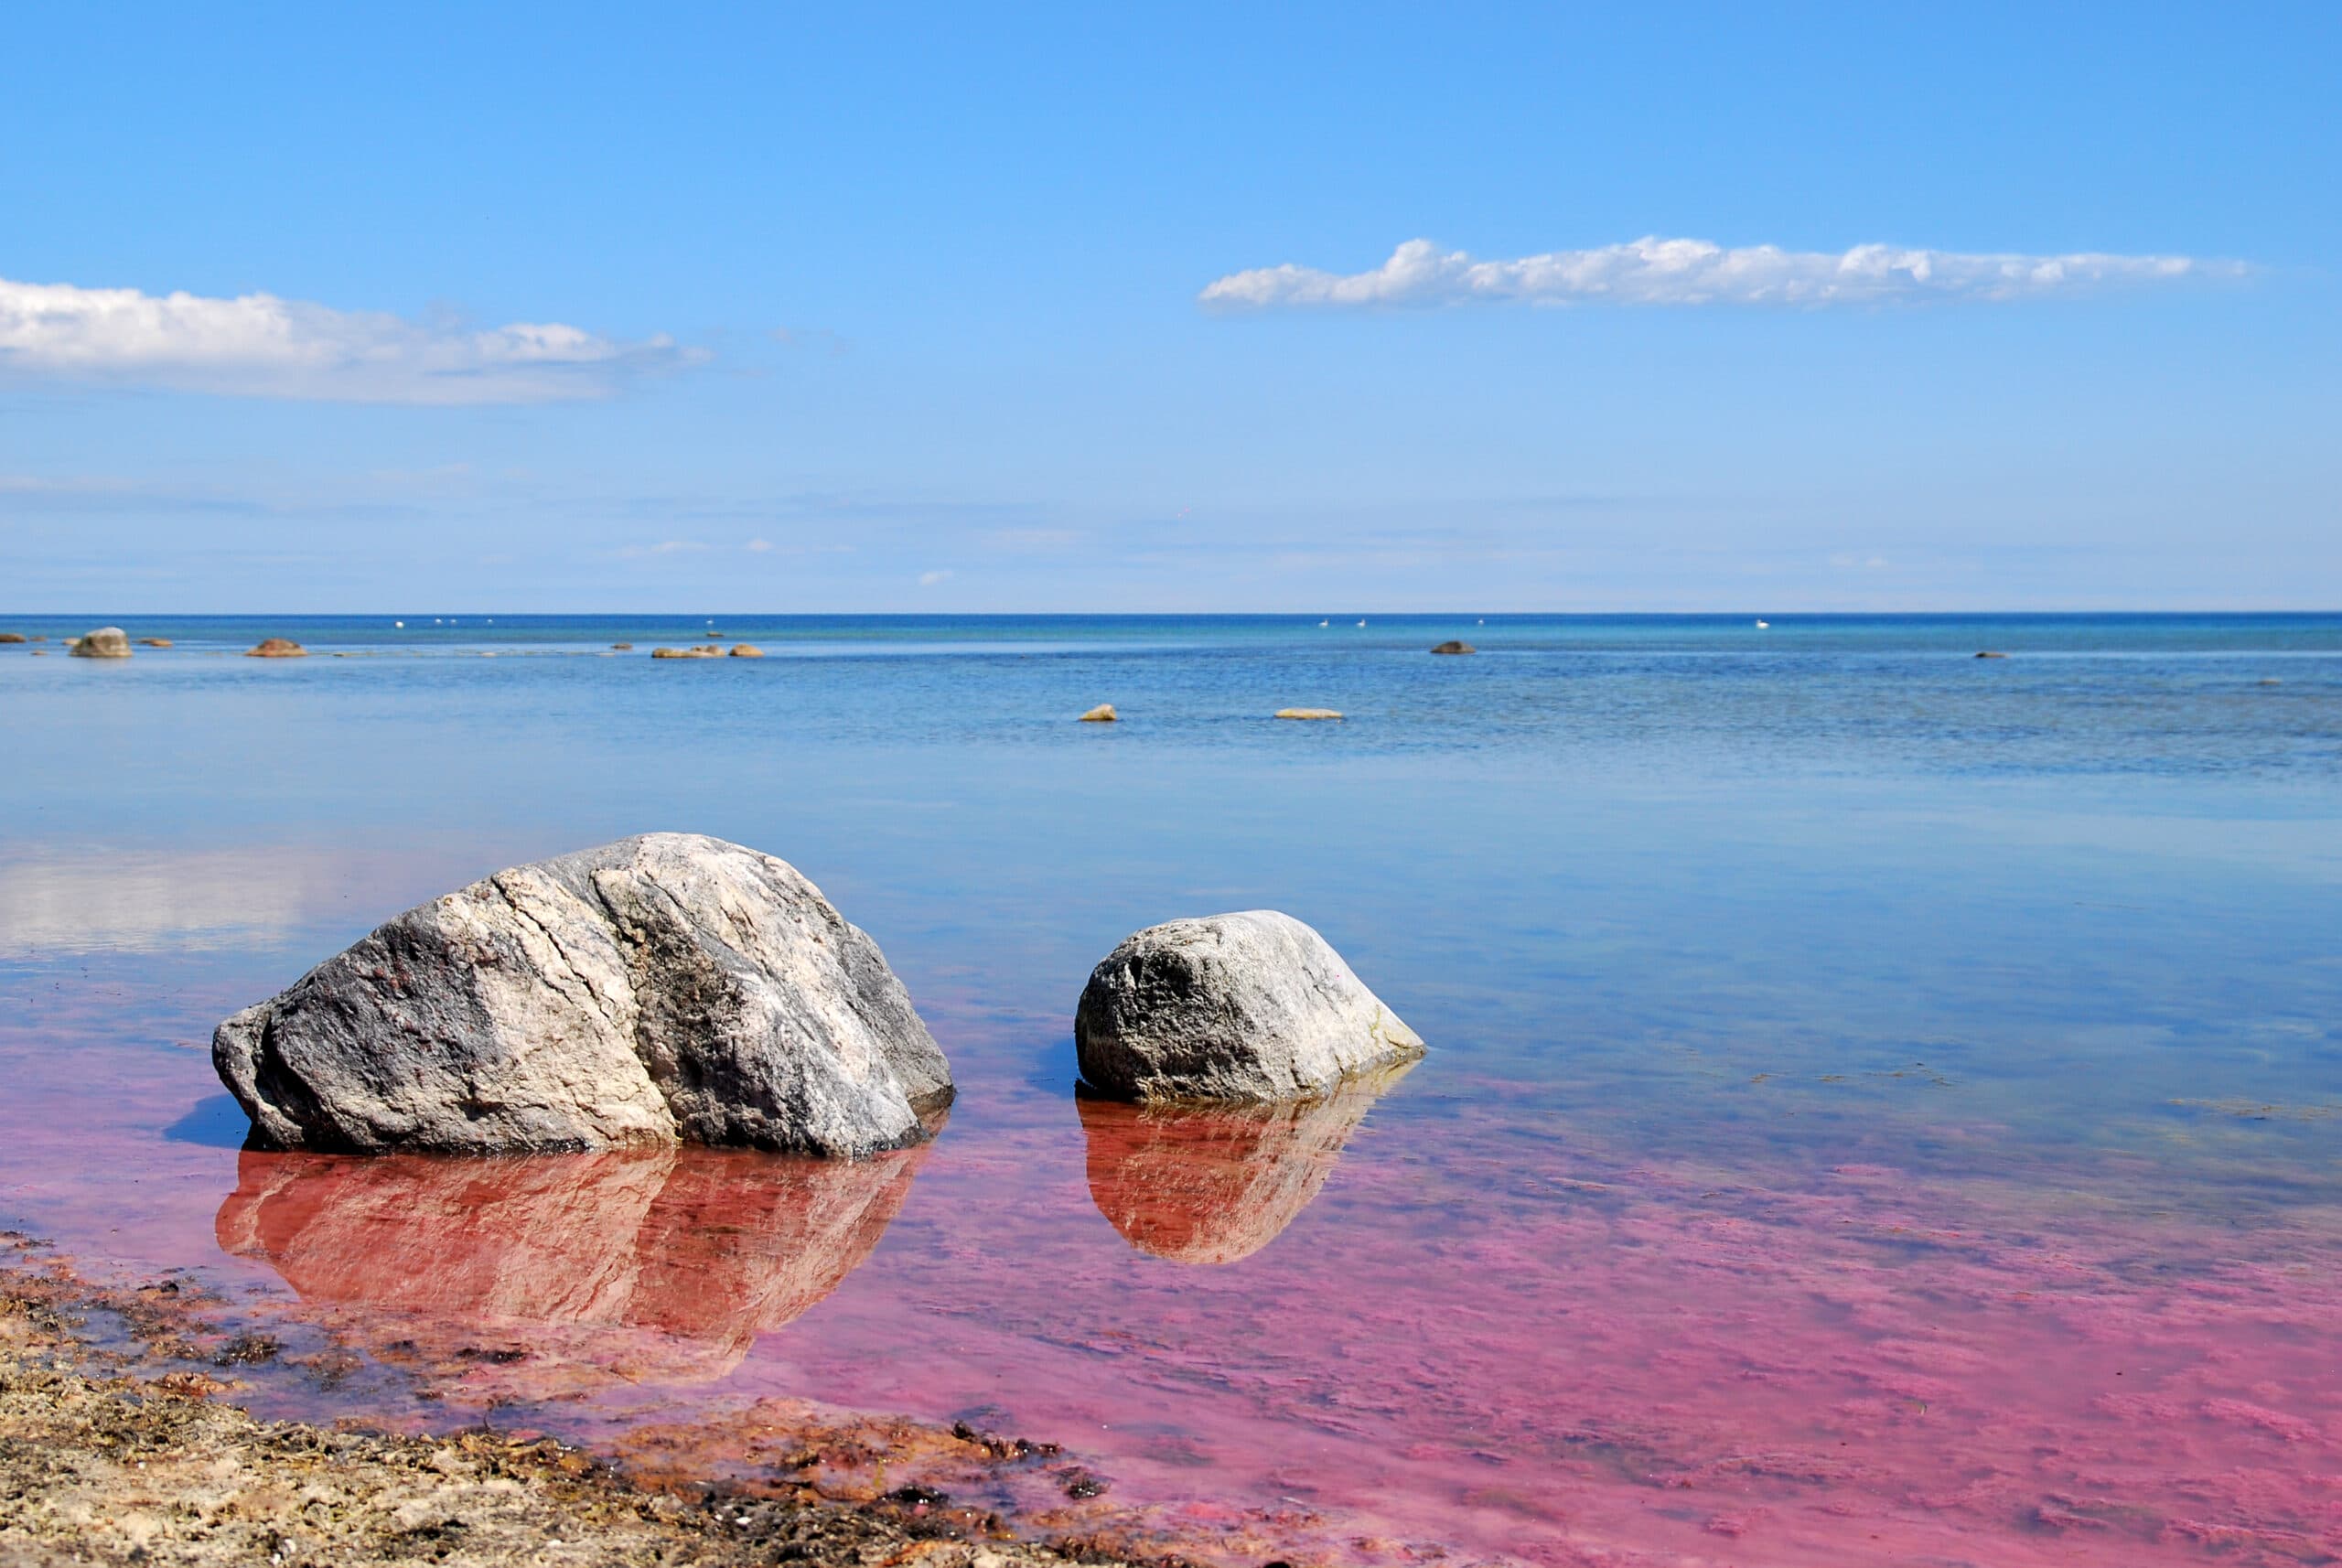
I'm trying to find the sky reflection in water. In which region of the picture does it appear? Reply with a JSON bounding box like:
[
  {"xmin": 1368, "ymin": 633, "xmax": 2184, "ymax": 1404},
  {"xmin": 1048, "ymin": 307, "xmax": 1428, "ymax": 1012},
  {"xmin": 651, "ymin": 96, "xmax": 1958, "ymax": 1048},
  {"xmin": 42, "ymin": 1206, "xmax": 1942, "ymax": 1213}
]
[{"xmin": 0, "ymin": 614, "xmax": 2337, "ymax": 1564}]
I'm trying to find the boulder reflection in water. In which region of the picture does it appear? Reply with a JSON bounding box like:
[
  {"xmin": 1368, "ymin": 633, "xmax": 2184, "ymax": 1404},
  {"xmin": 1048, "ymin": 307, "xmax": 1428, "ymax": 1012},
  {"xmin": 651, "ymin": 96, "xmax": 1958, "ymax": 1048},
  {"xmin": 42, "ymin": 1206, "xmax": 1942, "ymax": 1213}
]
[
  {"xmin": 216, "ymin": 1141, "xmax": 929, "ymax": 1397},
  {"xmin": 1077, "ymin": 1062, "xmax": 1412, "ymax": 1265}
]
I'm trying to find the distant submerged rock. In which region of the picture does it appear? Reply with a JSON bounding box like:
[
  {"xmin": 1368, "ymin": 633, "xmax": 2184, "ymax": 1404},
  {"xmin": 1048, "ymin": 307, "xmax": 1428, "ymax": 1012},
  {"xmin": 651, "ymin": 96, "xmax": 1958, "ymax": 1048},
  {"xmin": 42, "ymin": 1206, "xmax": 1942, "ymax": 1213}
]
[
  {"xmin": 248, "ymin": 638, "xmax": 306, "ymax": 658},
  {"xmin": 213, "ymin": 833, "xmax": 954, "ymax": 1157},
  {"xmin": 1430, "ymin": 640, "xmax": 1475, "ymax": 655},
  {"xmin": 1076, "ymin": 910, "xmax": 1423, "ymax": 1102},
  {"xmin": 1975, "ymin": 650, "xmax": 2009, "ymax": 660},
  {"xmin": 1079, "ymin": 703, "xmax": 1119, "ymax": 723},
  {"xmin": 68, "ymin": 627, "xmax": 132, "ymax": 659},
  {"xmin": 138, "ymin": 638, "xmax": 173, "ymax": 648},
  {"xmin": 1273, "ymin": 708, "xmax": 1343, "ymax": 721}
]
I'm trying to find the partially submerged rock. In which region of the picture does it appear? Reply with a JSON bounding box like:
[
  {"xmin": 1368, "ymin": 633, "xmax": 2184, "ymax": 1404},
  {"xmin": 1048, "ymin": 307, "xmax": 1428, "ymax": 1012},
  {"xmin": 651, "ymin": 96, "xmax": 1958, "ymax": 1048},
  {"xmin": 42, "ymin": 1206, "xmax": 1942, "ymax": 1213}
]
[
  {"xmin": 0, "ymin": 632, "xmax": 27, "ymax": 643},
  {"xmin": 1079, "ymin": 703, "xmax": 1118, "ymax": 723},
  {"xmin": 1273, "ymin": 707, "xmax": 1343, "ymax": 721},
  {"xmin": 1975, "ymin": 650, "xmax": 2008, "ymax": 660},
  {"xmin": 1079, "ymin": 1059, "xmax": 1413, "ymax": 1264},
  {"xmin": 218, "ymin": 1140, "xmax": 932, "ymax": 1391},
  {"xmin": 651, "ymin": 645, "xmax": 721, "ymax": 659},
  {"xmin": 138, "ymin": 638, "xmax": 173, "ymax": 648},
  {"xmin": 213, "ymin": 833, "xmax": 953, "ymax": 1156},
  {"xmin": 729, "ymin": 644, "xmax": 765, "ymax": 658},
  {"xmin": 1430, "ymin": 640, "xmax": 1475, "ymax": 655},
  {"xmin": 68, "ymin": 627, "xmax": 131, "ymax": 659},
  {"xmin": 248, "ymin": 638, "xmax": 306, "ymax": 658},
  {"xmin": 1075, "ymin": 910, "xmax": 1423, "ymax": 1101}
]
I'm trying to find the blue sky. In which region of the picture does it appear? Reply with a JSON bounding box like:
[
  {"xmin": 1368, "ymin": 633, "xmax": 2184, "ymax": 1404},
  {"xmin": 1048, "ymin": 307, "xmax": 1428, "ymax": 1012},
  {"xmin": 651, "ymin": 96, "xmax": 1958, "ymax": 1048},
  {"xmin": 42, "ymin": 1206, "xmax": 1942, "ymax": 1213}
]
[{"xmin": 3, "ymin": 3, "xmax": 2336, "ymax": 611}]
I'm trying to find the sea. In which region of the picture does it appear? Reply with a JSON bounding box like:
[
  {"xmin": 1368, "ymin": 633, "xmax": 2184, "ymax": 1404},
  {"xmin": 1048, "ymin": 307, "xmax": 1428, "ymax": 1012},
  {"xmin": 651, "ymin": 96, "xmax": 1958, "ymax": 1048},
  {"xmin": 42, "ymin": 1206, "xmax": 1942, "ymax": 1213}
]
[{"xmin": 1, "ymin": 613, "xmax": 2337, "ymax": 1565}]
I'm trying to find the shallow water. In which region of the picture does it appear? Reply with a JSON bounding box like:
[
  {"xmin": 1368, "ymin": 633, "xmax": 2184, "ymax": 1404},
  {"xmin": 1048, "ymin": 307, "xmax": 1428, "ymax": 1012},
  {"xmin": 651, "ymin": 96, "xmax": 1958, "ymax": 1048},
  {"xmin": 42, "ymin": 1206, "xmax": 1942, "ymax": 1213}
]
[{"xmin": 2, "ymin": 614, "xmax": 2337, "ymax": 1563}]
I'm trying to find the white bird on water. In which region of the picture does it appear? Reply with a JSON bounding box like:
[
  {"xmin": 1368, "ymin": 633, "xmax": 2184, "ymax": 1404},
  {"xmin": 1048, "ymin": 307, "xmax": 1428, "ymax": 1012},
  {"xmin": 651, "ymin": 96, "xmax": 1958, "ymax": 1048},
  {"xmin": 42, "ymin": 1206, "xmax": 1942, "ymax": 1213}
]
[
  {"xmin": 1756, "ymin": 619, "xmax": 1770, "ymax": 628},
  {"xmin": 1357, "ymin": 619, "xmax": 1367, "ymax": 628},
  {"xmin": 1319, "ymin": 619, "xmax": 1329, "ymax": 627}
]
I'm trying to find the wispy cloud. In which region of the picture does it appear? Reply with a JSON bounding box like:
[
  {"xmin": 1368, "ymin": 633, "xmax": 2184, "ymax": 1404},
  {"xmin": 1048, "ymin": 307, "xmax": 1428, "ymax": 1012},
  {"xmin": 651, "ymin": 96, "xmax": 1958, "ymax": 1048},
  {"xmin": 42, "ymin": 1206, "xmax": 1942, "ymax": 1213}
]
[
  {"xmin": 0, "ymin": 274, "xmax": 700, "ymax": 403},
  {"xmin": 1201, "ymin": 237, "xmax": 2244, "ymax": 311},
  {"xmin": 984, "ymin": 527, "xmax": 1085, "ymax": 553},
  {"xmin": 614, "ymin": 539, "xmax": 710, "ymax": 558},
  {"xmin": 918, "ymin": 569, "xmax": 953, "ymax": 585}
]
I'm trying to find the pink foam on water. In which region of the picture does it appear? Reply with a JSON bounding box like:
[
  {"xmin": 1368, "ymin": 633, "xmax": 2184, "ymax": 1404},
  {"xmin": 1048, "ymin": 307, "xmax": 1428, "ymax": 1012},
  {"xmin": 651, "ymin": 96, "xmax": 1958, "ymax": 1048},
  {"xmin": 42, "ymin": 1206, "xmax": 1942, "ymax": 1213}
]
[{"xmin": 4, "ymin": 993, "xmax": 2338, "ymax": 1566}]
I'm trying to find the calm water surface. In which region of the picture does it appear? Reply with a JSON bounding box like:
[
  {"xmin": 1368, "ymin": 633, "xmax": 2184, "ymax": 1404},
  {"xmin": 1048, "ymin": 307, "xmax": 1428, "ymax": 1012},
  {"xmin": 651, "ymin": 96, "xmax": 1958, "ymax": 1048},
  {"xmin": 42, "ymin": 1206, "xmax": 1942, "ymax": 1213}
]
[{"xmin": 2, "ymin": 614, "xmax": 2337, "ymax": 1565}]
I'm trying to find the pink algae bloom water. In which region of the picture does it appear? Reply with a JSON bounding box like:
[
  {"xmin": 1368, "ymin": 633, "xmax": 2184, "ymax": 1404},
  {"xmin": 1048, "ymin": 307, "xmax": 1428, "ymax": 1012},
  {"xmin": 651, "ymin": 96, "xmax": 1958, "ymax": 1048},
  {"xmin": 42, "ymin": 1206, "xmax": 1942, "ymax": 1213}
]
[{"xmin": 12, "ymin": 1000, "xmax": 2337, "ymax": 1568}]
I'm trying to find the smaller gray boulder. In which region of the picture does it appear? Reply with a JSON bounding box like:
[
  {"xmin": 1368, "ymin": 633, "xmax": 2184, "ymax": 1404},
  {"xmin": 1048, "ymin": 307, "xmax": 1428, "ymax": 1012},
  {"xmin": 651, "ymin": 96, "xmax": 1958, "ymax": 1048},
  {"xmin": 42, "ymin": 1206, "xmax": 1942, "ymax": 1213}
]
[
  {"xmin": 70, "ymin": 627, "xmax": 132, "ymax": 659},
  {"xmin": 1076, "ymin": 911, "xmax": 1423, "ymax": 1101}
]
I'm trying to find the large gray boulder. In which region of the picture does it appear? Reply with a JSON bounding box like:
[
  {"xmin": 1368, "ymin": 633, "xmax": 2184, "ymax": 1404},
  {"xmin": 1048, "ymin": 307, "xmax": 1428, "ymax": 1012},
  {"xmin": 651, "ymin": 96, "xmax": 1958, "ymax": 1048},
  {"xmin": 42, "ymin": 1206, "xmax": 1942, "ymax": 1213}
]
[
  {"xmin": 1075, "ymin": 910, "xmax": 1423, "ymax": 1101},
  {"xmin": 69, "ymin": 626, "xmax": 132, "ymax": 658},
  {"xmin": 213, "ymin": 834, "xmax": 951, "ymax": 1156}
]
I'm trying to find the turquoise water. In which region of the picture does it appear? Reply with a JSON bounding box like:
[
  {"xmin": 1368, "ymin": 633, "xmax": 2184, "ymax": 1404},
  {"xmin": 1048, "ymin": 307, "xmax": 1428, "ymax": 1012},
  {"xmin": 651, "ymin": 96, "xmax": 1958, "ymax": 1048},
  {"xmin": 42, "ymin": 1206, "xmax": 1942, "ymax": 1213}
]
[{"xmin": 1, "ymin": 614, "xmax": 2337, "ymax": 1563}]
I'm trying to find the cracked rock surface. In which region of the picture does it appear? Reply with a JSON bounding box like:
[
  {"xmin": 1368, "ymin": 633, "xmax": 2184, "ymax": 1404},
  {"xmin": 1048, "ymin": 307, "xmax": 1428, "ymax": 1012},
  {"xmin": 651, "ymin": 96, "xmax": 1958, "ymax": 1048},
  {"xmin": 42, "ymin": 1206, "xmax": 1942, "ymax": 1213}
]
[
  {"xmin": 1074, "ymin": 911, "xmax": 1423, "ymax": 1102},
  {"xmin": 213, "ymin": 834, "xmax": 951, "ymax": 1156}
]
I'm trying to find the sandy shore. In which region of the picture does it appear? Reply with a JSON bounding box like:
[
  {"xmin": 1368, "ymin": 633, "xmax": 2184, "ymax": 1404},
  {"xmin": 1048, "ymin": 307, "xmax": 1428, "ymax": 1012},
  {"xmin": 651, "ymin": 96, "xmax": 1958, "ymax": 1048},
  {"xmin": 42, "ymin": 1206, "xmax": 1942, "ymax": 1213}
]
[{"xmin": 0, "ymin": 1236, "xmax": 1155, "ymax": 1568}]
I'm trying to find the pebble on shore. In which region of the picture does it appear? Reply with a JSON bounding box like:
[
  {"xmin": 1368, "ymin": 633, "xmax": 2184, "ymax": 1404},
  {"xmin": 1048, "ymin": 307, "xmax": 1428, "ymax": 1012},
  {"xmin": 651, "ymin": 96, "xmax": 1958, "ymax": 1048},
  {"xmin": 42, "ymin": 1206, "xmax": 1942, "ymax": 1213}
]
[
  {"xmin": 1274, "ymin": 707, "xmax": 1343, "ymax": 720},
  {"xmin": 1080, "ymin": 704, "xmax": 1119, "ymax": 722},
  {"xmin": 248, "ymin": 639, "xmax": 307, "ymax": 659}
]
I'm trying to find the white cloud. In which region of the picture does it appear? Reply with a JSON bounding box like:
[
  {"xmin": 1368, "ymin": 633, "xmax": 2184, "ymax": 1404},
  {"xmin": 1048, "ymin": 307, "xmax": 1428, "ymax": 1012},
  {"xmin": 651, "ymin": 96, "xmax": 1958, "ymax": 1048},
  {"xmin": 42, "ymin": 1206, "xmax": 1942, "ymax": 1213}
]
[
  {"xmin": 918, "ymin": 569, "xmax": 953, "ymax": 585},
  {"xmin": 0, "ymin": 274, "xmax": 698, "ymax": 403},
  {"xmin": 1200, "ymin": 237, "xmax": 2243, "ymax": 311},
  {"xmin": 744, "ymin": 538, "xmax": 775, "ymax": 553},
  {"xmin": 615, "ymin": 539, "xmax": 709, "ymax": 558}
]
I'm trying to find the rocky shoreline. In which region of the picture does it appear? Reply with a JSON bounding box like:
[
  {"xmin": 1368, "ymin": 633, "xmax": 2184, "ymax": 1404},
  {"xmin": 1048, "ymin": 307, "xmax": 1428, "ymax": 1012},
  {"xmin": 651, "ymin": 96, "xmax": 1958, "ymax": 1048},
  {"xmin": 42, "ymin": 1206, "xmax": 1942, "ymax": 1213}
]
[{"xmin": 0, "ymin": 1235, "xmax": 1162, "ymax": 1568}]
